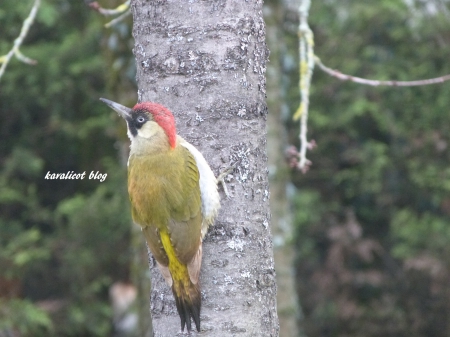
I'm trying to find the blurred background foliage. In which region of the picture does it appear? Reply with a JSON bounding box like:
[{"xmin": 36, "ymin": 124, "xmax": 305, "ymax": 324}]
[
  {"xmin": 0, "ymin": 0, "xmax": 136, "ymax": 336},
  {"xmin": 1, "ymin": 0, "xmax": 450, "ymax": 336},
  {"xmin": 282, "ymin": 0, "xmax": 450, "ymax": 336}
]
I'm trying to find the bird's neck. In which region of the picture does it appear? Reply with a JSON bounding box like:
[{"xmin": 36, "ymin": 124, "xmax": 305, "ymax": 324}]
[{"xmin": 130, "ymin": 127, "xmax": 173, "ymax": 156}]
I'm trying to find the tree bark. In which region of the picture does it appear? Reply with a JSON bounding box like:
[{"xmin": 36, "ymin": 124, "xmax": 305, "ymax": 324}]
[{"xmin": 130, "ymin": 1, "xmax": 278, "ymax": 336}]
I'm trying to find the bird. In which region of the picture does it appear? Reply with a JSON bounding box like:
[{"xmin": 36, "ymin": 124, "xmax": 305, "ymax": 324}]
[{"xmin": 100, "ymin": 98, "xmax": 221, "ymax": 332}]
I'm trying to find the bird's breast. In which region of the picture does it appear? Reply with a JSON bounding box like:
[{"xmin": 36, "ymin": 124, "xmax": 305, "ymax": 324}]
[{"xmin": 128, "ymin": 153, "xmax": 175, "ymax": 227}]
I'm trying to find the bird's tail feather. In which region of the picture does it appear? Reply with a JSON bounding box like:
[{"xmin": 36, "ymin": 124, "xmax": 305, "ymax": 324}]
[{"xmin": 172, "ymin": 278, "xmax": 201, "ymax": 332}]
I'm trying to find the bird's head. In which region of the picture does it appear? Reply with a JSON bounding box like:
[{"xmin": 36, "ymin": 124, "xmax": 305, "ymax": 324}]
[{"xmin": 100, "ymin": 98, "xmax": 177, "ymax": 149}]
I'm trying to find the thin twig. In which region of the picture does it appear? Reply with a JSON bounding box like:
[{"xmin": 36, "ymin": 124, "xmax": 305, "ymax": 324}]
[
  {"xmin": 0, "ymin": 0, "xmax": 40, "ymax": 82},
  {"xmin": 88, "ymin": 0, "xmax": 131, "ymax": 27},
  {"xmin": 315, "ymin": 55, "xmax": 450, "ymax": 86},
  {"xmin": 89, "ymin": 0, "xmax": 130, "ymax": 16},
  {"xmin": 104, "ymin": 10, "xmax": 132, "ymax": 28}
]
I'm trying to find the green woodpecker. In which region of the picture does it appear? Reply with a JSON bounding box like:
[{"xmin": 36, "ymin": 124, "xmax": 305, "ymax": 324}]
[{"xmin": 100, "ymin": 98, "xmax": 220, "ymax": 332}]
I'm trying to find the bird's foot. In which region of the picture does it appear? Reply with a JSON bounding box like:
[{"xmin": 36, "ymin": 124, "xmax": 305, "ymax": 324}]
[{"xmin": 216, "ymin": 166, "xmax": 235, "ymax": 199}]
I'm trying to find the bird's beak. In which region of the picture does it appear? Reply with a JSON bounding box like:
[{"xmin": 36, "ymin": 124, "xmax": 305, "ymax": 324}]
[{"xmin": 100, "ymin": 98, "xmax": 132, "ymax": 120}]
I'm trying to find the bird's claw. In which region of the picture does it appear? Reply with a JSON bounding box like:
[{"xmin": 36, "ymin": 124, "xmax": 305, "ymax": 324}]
[{"xmin": 216, "ymin": 166, "xmax": 235, "ymax": 199}]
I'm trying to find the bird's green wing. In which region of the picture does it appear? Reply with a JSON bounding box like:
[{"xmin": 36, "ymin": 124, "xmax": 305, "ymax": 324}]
[{"xmin": 128, "ymin": 145, "xmax": 203, "ymax": 266}]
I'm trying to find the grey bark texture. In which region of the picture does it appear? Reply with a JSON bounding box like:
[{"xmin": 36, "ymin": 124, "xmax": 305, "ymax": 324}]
[{"xmin": 130, "ymin": 1, "xmax": 279, "ymax": 336}]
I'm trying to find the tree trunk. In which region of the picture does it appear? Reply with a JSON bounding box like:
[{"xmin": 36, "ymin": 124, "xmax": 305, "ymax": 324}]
[
  {"xmin": 130, "ymin": 1, "xmax": 279, "ymax": 336},
  {"xmin": 265, "ymin": 1, "xmax": 301, "ymax": 336}
]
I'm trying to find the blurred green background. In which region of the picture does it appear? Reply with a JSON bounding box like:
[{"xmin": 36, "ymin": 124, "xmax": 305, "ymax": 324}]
[{"xmin": 1, "ymin": 0, "xmax": 450, "ymax": 336}]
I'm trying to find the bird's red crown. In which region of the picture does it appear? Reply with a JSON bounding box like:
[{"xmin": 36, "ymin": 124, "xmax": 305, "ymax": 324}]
[{"xmin": 133, "ymin": 102, "xmax": 177, "ymax": 149}]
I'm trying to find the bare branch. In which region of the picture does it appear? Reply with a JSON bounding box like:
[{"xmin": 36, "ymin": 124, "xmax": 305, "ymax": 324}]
[
  {"xmin": 315, "ymin": 55, "xmax": 450, "ymax": 86},
  {"xmin": 0, "ymin": 0, "xmax": 40, "ymax": 82},
  {"xmin": 89, "ymin": 0, "xmax": 130, "ymax": 16},
  {"xmin": 294, "ymin": 0, "xmax": 315, "ymax": 173},
  {"xmin": 89, "ymin": 0, "xmax": 131, "ymax": 27},
  {"xmin": 292, "ymin": 5, "xmax": 450, "ymax": 173}
]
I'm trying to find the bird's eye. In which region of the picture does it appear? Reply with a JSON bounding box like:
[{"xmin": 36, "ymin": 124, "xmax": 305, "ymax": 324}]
[{"xmin": 137, "ymin": 116, "xmax": 145, "ymax": 123}]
